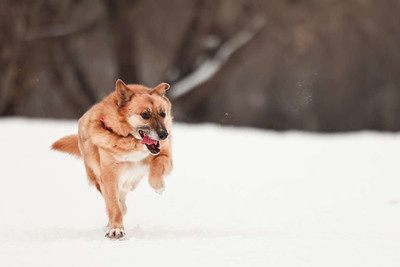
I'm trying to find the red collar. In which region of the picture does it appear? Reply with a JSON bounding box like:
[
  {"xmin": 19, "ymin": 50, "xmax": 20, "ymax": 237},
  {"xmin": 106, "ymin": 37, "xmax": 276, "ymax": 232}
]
[{"xmin": 100, "ymin": 117, "xmax": 113, "ymax": 132}]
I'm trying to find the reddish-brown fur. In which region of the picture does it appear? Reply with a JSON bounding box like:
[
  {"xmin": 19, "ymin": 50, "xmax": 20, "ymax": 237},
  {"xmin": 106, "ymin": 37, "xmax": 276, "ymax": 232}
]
[
  {"xmin": 52, "ymin": 135, "xmax": 81, "ymax": 157},
  {"xmin": 52, "ymin": 79, "xmax": 173, "ymax": 239}
]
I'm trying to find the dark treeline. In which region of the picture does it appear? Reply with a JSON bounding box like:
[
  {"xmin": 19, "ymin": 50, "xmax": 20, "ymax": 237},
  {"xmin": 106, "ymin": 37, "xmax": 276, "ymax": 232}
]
[{"xmin": 1, "ymin": 0, "xmax": 400, "ymax": 131}]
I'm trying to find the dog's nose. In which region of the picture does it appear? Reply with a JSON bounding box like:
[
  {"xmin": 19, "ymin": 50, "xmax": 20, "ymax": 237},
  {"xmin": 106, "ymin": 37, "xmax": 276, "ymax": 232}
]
[{"xmin": 157, "ymin": 129, "xmax": 168, "ymax": 140}]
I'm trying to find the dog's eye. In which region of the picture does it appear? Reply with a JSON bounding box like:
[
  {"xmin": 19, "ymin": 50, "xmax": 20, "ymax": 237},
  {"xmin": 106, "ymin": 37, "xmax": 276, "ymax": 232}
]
[
  {"xmin": 141, "ymin": 113, "xmax": 150, "ymax": 119},
  {"xmin": 160, "ymin": 112, "xmax": 166, "ymax": 118}
]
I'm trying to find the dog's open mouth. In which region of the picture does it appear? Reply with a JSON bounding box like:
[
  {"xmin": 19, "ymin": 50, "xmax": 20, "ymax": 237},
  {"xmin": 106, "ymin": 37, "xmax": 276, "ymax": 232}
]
[{"xmin": 139, "ymin": 130, "xmax": 160, "ymax": 155}]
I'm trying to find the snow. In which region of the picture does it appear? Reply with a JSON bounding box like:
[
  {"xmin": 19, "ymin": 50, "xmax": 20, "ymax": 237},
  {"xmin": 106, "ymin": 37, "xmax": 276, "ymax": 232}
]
[{"xmin": 0, "ymin": 118, "xmax": 399, "ymax": 266}]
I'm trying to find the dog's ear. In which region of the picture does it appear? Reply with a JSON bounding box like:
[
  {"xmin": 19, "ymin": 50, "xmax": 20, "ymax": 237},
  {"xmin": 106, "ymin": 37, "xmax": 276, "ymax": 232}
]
[
  {"xmin": 153, "ymin": 83, "xmax": 170, "ymax": 96},
  {"xmin": 116, "ymin": 79, "xmax": 134, "ymax": 107}
]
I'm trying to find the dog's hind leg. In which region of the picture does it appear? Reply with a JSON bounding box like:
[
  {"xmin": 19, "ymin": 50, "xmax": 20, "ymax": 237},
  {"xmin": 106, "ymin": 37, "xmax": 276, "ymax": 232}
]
[
  {"xmin": 84, "ymin": 163, "xmax": 101, "ymax": 192},
  {"xmin": 119, "ymin": 191, "xmax": 128, "ymax": 215}
]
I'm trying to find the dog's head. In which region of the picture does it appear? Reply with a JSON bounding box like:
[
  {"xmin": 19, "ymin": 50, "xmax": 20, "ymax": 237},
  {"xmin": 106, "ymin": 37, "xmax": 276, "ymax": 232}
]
[{"xmin": 115, "ymin": 79, "xmax": 172, "ymax": 155}]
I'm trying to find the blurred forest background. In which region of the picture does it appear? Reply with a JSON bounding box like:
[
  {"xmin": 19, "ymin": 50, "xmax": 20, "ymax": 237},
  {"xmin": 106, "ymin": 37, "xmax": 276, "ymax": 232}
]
[{"xmin": 1, "ymin": 0, "xmax": 400, "ymax": 132}]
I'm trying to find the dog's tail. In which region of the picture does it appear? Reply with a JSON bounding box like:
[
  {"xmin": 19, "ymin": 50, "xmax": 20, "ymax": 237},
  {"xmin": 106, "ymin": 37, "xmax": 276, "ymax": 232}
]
[{"xmin": 51, "ymin": 135, "xmax": 81, "ymax": 158}]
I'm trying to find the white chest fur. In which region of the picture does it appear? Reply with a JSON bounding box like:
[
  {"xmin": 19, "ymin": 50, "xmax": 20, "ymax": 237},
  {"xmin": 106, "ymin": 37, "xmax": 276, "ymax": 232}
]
[
  {"xmin": 118, "ymin": 162, "xmax": 149, "ymax": 192},
  {"xmin": 114, "ymin": 150, "xmax": 150, "ymax": 192},
  {"xmin": 114, "ymin": 150, "xmax": 149, "ymax": 162}
]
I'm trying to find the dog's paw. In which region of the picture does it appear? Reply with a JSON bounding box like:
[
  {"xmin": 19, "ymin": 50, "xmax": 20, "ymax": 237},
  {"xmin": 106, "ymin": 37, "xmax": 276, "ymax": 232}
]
[
  {"xmin": 105, "ymin": 228, "xmax": 125, "ymax": 239},
  {"xmin": 154, "ymin": 186, "xmax": 165, "ymax": 195},
  {"xmin": 149, "ymin": 179, "xmax": 165, "ymax": 194}
]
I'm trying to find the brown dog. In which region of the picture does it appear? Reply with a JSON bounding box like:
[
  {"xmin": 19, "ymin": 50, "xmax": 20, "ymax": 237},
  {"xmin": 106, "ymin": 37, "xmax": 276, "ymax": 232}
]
[{"xmin": 52, "ymin": 79, "xmax": 173, "ymax": 239}]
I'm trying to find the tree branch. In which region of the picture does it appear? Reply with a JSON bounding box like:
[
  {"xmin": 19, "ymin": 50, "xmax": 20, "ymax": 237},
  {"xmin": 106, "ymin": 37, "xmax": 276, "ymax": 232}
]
[{"xmin": 169, "ymin": 16, "xmax": 266, "ymax": 99}]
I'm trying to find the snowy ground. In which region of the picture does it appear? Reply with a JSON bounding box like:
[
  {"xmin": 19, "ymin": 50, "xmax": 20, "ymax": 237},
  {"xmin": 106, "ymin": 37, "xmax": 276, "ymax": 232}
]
[{"xmin": 0, "ymin": 118, "xmax": 399, "ymax": 267}]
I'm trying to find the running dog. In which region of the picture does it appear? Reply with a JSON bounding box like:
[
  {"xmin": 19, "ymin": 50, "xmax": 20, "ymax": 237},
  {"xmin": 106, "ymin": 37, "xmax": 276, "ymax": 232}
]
[{"xmin": 52, "ymin": 79, "xmax": 173, "ymax": 239}]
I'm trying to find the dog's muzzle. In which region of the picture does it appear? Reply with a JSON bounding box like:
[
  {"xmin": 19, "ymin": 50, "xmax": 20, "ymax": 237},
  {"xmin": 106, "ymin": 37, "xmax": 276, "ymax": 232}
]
[{"xmin": 139, "ymin": 130, "xmax": 161, "ymax": 155}]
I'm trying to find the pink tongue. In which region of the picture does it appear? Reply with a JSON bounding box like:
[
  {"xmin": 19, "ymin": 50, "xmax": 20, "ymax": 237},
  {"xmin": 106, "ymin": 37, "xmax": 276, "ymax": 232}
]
[{"xmin": 141, "ymin": 135, "xmax": 157, "ymax": 145}]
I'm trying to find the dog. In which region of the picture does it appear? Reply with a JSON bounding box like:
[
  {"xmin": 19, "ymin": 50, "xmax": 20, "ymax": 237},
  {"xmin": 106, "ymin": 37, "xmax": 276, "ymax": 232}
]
[{"xmin": 52, "ymin": 79, "xmax": 173, "ymax": 239}]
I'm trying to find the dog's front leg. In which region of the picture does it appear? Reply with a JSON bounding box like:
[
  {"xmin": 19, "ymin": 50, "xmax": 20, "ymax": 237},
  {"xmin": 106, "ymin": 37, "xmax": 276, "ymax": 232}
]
[
  {"xmin": 149, "ymin": 154, "xmax": 172, "ymax": 194},
  {"xmin": 99, "ymin": 151, "xmax": 125, "ymax": 239},
  {"xmin": 100, "ymin": 181, "xmax": 125, "ymax": 239}
]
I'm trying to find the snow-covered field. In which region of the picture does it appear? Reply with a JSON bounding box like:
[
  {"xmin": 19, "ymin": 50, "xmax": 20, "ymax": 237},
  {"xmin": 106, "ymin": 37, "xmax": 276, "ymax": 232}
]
[{"xmin": 0, "ymin": 118, "xmax": 399, "ymax": 267}]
